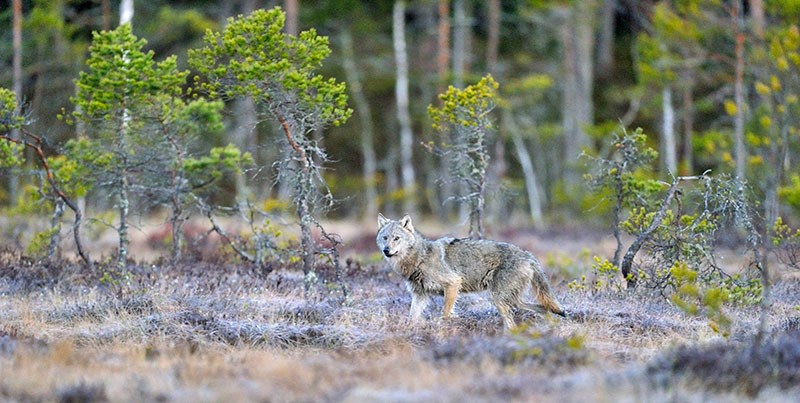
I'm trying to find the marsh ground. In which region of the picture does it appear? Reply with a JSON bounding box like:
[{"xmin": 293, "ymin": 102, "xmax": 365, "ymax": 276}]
[{"xmin": 1, "ymin": 223, "xmax": 799, "ymax": 402}]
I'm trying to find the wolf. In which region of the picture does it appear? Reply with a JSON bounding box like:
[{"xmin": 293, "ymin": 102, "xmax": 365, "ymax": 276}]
[{"xmin": 376, "ymin": 213, "xmax": 565, "ymax": 329}]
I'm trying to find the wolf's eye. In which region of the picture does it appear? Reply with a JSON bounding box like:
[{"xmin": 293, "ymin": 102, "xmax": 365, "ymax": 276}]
[
  {"xmin": 393, "ymin": 236, "xmax": 400, "ymax": 241},
  {"xmin": 383, "ymin": 236, "xmax": 388, "ymax": 241}
]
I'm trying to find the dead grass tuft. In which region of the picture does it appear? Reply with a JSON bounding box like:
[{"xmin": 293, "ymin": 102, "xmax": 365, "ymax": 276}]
[{"xmin": 647, "ymin": 329, "xmax": 800, "ymax": 397}]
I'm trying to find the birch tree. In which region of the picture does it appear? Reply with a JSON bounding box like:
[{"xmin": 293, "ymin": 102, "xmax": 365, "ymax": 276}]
[
  {"xmin": 9, "ymin": 0, "xmax": 22, "ymax": 206},
  {"xmin": 340, "ymin": 29, "xmax": 378, "ymax": 221},
  {"xmin": 559, "ymin": 1, "xmax": 597, "ymax": 188},
  {"xmin": 393, "ymin": 0, "xmax": 416, "ymax": 215}
]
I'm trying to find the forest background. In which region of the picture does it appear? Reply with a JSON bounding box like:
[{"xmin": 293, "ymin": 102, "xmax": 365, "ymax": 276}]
[{"xmin": 4, "ymin": 0, "xmax": 800, "ymax": 233}]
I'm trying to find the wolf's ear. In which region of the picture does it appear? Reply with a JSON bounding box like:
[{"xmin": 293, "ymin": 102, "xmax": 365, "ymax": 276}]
[
  {"xmin": 400, "ymin": 214, "xmax": 414, "ymax": 232},
  {"xmin": 378, "ymin": 213, "xmax": 389, "ymax": 228}
]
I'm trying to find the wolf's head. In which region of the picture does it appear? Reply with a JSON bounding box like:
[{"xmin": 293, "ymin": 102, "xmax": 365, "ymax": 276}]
[{"xmin": 376, "ymin": 213, "xmax": 416, "ymax": 259}]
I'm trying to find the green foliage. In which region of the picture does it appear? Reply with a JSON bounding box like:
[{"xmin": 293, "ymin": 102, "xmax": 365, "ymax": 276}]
[
  {"xmin": 183, "ymin": 144, "xmax": 253, "ymax": 187},
  {"xmin": 635, "ymin": 2, "xmax": 703, "ymax": 87},
  {"xmin": 189, "ymin": 7, "xmax": 351, "ymax": 127},
  {"xmin": 567, "ymin": 256, "xmax": 626, "ymax": 293},
  {"xmin": 0, "ymin": 88, "xmax": 25, "ymax": 133},
  {"xmin": 26, "ymin": 228, "xmax": 59, "ymax": 259},
  {"xmin": 583, "ymin": 127, "xmax": 659, "ymax": 208},
  {"xmin": 772, "ymin": 216, "xmax": 800, "ymax": 271},
  {"xmin": 429, "ymin": 75, "xmax": 499, "ymax": 131},
  {"xmin": 71, "ymin": 24, "xmax": 186, "ymax": 125},
  {"xmin": 0, "ymin": 88, "xmax": 25, "ymax": 168},
  {"xmin": 779, "ymin": 175, "xmax": 800, "ymax": 213},
  {"xmin": 668, "ymin": 262, "xmax": 732, "ymax": 337},
  {"xmin": 0, "ymin": 139, "xmax": 24, "ymax": 169}
]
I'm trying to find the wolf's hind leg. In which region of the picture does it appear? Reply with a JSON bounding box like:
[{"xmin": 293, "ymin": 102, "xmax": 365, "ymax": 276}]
[
  {"xmin": 409, "ymin": 293, "xmax": 430, "ymax": 321},
  {"xmin": 491, "ymin": 297, "xmax": 516, "ymax": 329}
]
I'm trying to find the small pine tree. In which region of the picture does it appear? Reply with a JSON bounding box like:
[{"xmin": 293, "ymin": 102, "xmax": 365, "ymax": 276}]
[
  {"xmin": 428, "ymin": 75, "xmax": 499, "ymax": 239},
  {"xmin": 189, "ymin": 7, "xmax": 351, "ymax": 289}
]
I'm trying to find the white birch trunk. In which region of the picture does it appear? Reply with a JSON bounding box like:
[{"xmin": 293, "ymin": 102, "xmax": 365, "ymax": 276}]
[
  {"xmin": 662, "ymin": 85, "xmax": 677, "ymax": 175},
  {"xmin": 10, "ymin": 0, "xmax": 22, "ymax": 206},
  {"xmin": 393, "ymin": 0, "xmax": 416, "ymax": 214},
  {"xmin": 340, "ymin": 30, "xmax": 378, "ymax": 221},
  {"xmin": 505, "ymin": 110, "xmax": 544, "ymax": 226},
  {"xmin": 120, "ymin": 0, "xmax": 133, "ymax": 25}
]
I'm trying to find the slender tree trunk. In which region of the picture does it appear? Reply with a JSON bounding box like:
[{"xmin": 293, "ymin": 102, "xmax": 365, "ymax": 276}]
[
  {"xmin": 118, "ymin": 174, "xmax": 130, "ymax": 269},
  {"xmin": 560, "ymin": 2, "xmax": 596, "ymax": 188},
  {"xmin": 681, "ymin": 78, "xmax": 694, "ymax": 175},
  {"xmin": 434, "ymin": 0, "xmax": 454, "ymax": 220},
  {"xmin": 452, "ymin": 0, "xmax": 472, "ymax": 221},
  {"xmin": 276, "ymin": 115, "xmax": 317, "ymax": 289},
  {"xmin": 733, "ymin": 4, "xmax": 746, "ymax": 181},
  {"xmin": 596, "ymin": 0, "xmax": 615, "ymax": 75},
  {"xmin": 662, "ymin": 85, "xmax": 677, "ymax": 175},
  {"xmin": 452, "ymin": 0, "xmax": 467, "ymax": 88},
  {"xmin": 120, "ymin": 0, "xmax": 133, "ymax": 25},
  {"xmin": 486, "ymin": 0, "xmax": 500, "ymax": 75},
  {"xmin": 116, "ymin": 0, "xmax": 133, "ymax": 270},
  {"xmin": 48, "ymin": 199, "xmax": 65, "ymax": 261},
  {"xmin": 437, "ymin": 0, "xmax": 450, "ymax": 88},
  {"xmin": 233, "ymin": 98, "xmax": 257, "ymax": 201},
  {"xmin": 284, "ymin": 0, "xmax": 299, "ymax": 36},
  {"xmin": 101, "ymin": 0, "xmax": 112, "ymax": 30},
  {"xmin": 393, "ymin": 0, "xmax": 416, "ymax": 215},
  {"xmin": 10, "ymin": 0, "xmax": 22, "ymax": 207},
  {"xmin": 340, "ymin": 29, "xmax": 378, "ymax": 221},
  {"xmin": 484, "ymin": 0, "xmax": 505, "ymax": 227},
  {"xmin": 750, "ymin": 0, "xmax": 764, "ymax": 39},
  {"xmin": 505, "ymin": 109, "xmax": 543, "ymax": 227}
]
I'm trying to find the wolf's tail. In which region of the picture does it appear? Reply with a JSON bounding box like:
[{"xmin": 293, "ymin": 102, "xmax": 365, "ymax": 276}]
[{"xmin": 531, "ymin": 259, "xmax": 566, "ymax": 317}]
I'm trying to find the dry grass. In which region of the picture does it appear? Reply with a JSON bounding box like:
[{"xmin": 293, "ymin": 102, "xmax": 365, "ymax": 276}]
[{"xmin": 1, "ymin": 228, "xmax": 800, "ymax": 402}]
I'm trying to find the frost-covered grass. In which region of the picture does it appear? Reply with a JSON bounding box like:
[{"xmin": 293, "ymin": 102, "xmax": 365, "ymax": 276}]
[{"xmin": 1, "ymin": 229, "xmax": 799, "ymax": 402}]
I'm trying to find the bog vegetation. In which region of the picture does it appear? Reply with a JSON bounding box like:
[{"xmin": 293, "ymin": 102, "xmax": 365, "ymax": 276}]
[{"xmin": 2, "ymin": 1, "xmax": 800, "ymax": 401}]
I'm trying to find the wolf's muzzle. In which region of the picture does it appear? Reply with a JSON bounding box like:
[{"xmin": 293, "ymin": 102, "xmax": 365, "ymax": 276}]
[{"xmin": 383, "ymin": 248, "xmax": 396, "ymax": 258}]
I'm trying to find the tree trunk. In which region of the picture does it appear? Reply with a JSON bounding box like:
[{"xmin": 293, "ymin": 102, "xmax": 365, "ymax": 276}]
[
  {"xmin": 733, "ymin": 4, "xmax": 746, "ymax": 181},
  {"xmin": 681, "ymin": 78, "xmax": 694, "ymax": 175},
  {"xmin": 117, "ymin": 0, "xmax": 133, "ymax": 271},
  {"xmin": 452, "ymin": 0, "xmax": 467, "ymax": 88},
  {"xmin": 486, "ymin": 0, "xmax": 500, "ymax": 75},
  {"xmin": 47, "ymin": 198, "xmax": 65, "ymax": 261},
  {"xmin": 662, "ymin": 85, "xmax": 677, "ymax": 175},
  {"xmin": 120, "ymin": 0, "xmax": 133, "ymax": 25},
  {"xmin": 284, "ymin": 0, "xmax": 299, "ymax": 36},
  {"xmin": 101, "ymin": 0, "xmax": 112, "ymax": 30},
  {"xmin": 340, "ymin": 29, "xmax": 378, "ymax": 221},
  {"xmin": 437, "ymin": 0, "xmax": 450, "ymax": 89},
  {"xmin": 232, "ymin": 98, "xmax": 257, "ymax": 201},
  {"xmin": 560, "ymin": 2, "xmax": 596, "ymax": 188},
  {"xmin": 118, "ymin": 174, "xmax": 130, "ymax": 269},
  {"xmin": 750, "ymin": 0, "xmax": 764, "ymax": 39},
  {"xmin": 393, "ymin": 0, "xmax": 416, "ymax": 215},
  {"xmin": 596, "ymin": 0, "xmax": 615, "ymax": 75},
  {"xmin": 505, "ymin": 109, "xmax": 544, "ymax": 227},
  {"xmin": 10, "ymin": 0, "xmax": 22, "ymax": 207},
  {"xmin": 621, "ymin": 177, "xmax": 682, "ymax": 288}
]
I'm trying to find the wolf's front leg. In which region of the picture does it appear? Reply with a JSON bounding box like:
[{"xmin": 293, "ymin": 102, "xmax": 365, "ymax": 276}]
[
  {"xmin": 442, "ymin": 283, "xmax": 460, "ymax": 318},
  {"xmin": 409, "ymin": 293, "xmax": 430, "ymax": 321}
]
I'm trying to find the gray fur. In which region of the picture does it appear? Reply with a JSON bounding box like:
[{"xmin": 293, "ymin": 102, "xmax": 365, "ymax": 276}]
[{"xmin": 377, "ymin": 213, "xmax": 565, "ymax": 329}]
